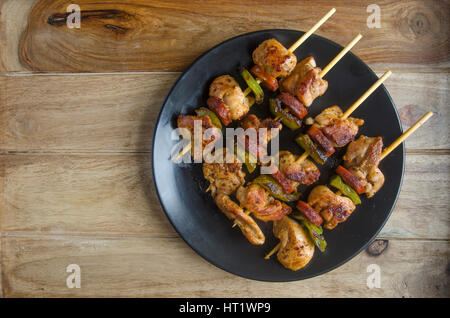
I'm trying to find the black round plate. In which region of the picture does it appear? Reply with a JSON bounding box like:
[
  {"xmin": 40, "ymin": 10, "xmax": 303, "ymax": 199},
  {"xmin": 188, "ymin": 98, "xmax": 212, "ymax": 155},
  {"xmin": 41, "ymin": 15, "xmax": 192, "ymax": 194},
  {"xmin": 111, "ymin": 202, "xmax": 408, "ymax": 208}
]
[{"xmin": 152, "ymin": 30, "xmax": 404, "ymax": 282}]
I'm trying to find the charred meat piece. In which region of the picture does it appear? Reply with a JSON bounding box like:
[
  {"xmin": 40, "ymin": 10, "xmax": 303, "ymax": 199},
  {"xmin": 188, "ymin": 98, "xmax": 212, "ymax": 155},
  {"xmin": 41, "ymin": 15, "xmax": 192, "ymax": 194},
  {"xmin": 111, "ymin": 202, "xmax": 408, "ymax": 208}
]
[
  {"xmin": 207, "ymin": 96, "xmax": 232, "ymax": 126},
  {"xmin": 240, "ymin": 114, "xmax": 282, "ymax": 145},
  {"xmin": 343, "ymin": 135, "xmax": 385, "ymax": 198},
  {"xmin": 177, "ymin": 114, "xmax": 220, "ymax": 157},
  {"xmin": 236, "ymin": 184, "xmax": 292, "ymax": 222},
  {"xmin": 296, "ymin": 201, "xmax": 323, "ymax": 226},
  {"xmin": 273, "ymin": 216, "xmax": 315, "ymax": 271},
  {"xmin": 238, "ymin": 114, "xmax": 283, "ymax": 160},
  {"xmin": 252, "ymin": 38, "xmax": 297, "ymax": 78},
  {"xmin": 209, "ymin": 75, "xmax": 252, "ymax": 124},
  {"xmin": 271, "ymin": 169, "xmax": 295, "ymax": 194},
  {"xmin": 215, "ymin": 193, "xmax": 265, "ymax": 245},
  {"xmin": 307, "ymin": 125, "xmax": 335, "ymax": 156},
  {"xmin": 312, "ymin": 106, "xmax": 364, "ymax": 147},
  {"xmin": 280, "ymin": 57, "xmax": 328, "ymax": 107},
  {"xmin": 203, "ymin": 149, "xmax": 246, "ymax": 198},
  {"xmin": 278, "ymin": 92, "xmax": 308, "ymax": 120},
  {"xmin": 308, "ymin": 185, "xmax": 356, "ymax": 230},
  {"xmin": 278, "ymin": 150, "xmax": 320, "ymax": 190}
]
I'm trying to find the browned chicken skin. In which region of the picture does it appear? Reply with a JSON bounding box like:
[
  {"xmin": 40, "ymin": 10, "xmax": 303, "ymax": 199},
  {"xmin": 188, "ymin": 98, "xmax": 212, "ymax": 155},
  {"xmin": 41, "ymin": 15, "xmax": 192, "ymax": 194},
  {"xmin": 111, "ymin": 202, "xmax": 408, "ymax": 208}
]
[
  {"xmin": 202, "ymin": 149, "xmax": 246, "ymax": 198},
  {"xmin": 252, "ymin": 38, "xmax": 297, "ymax": 78},
  {"xmin": 240, "ymin": 114, "xmax": 283, "ymax": 145},
  {"xmin": 273, "ymin": 216, "xmax": 315, "ymax": 271},
  {"xmin": 177, "ymin": 114, "xmax": 220, "ymax": 158},
  {"xmin": 203, "ymin": 149, "xmax": 265, "ymax": 245},
  {"xmin": 280, "ymin": 57, "xmax": 328, "ymax": 106},
  {"xmin": 308, "ymin": 185, "xmax": 356, "ymax": 230},
  {"xmin": 236, "ymin": 184, "xmax": 291, "ymax": 222},
  {"xmin": 343, "ymin": 135, "xmax": 385, "ymax": 198},
  {"xmin": 239, "ymin": 114, "xmax": 283, "ymax": 160},
  {"xmin": 278, "ymin": 150, "xmax": 320, "ymax": 189},
  {"xmin": 209, "ymin": 75, "xmax": 253, "ymax": 121},
  {"xmin": 214, "ymin": 193, "xmax": 265, "ymax": 245},
  {"xmin": 311, "ymin": 106, "xmax": 364, "ymax": 147}
]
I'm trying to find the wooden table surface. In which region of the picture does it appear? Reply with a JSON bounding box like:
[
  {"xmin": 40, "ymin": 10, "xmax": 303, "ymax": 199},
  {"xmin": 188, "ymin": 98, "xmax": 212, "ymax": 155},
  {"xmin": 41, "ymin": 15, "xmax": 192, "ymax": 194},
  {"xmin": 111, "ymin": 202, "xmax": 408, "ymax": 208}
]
[{"xmin": 0, "ymin": 0, "xmax": 449, "ymax": 297}]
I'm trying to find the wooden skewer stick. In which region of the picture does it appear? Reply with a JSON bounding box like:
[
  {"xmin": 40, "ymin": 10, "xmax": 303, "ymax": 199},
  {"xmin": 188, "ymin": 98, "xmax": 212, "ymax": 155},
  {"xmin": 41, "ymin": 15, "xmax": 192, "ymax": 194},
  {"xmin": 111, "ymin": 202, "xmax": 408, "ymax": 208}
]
[
  {"xmin": 243, "ymin": 9, "xmax": 336, "ymax": 97},
  {"xmin": 380, "ymin": 111, "xmax": 433, "ymax": 161},
  {"xmin": 266, "ymin": 111, "xmax": 434, "ymax": 258},
  {"xmin": 288, "ymin": 8, "xmax": 336, "ymax": 53},
  {"xmin": 341, "ymin": 70, "xmax": 392, "ymax": 119},
  {"xmin": 232, "ymin": 210, "xmax": 252, "ymax": 228},
  {"xmin": 172, "ymin": 142, "xmax": 192, "ymax": 162},
  {"xmin": 264, "ymin": 242, "xmax": 281, "ymax": 259},
  {"xmin": 319, "ymin": 33, "xmax": 362, "ymax": 78},
  {"xmin": 295, "ymin": 70, "xmax": 392, "ymax": 165}
]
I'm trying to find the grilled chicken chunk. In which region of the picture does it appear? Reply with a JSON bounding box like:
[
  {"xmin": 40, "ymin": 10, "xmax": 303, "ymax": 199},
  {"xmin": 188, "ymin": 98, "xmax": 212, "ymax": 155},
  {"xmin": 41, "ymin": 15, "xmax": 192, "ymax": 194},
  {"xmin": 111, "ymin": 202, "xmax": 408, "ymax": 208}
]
[
  {"xmin": 214, "ymin": 193, "xmax": 265, "ymax": 245},
  {"xmin": 239, "ymin": 114, "xmax": 283, "ymax": 159},
  {"xmin": 280, "ymin": 57, "xmax": 328, "ymax": 106},
  {"xmin": 343, "ymin": 135, "xmax": 385, "ymax": 198},
  {"xmin": 240, "ymin": 114, "xmax": 283, "ymax": 145},
  {"xmin": 308, "ymin": 185, "xmax": 356, "ymax": 230},
  {"xmin": 252, "ymin": 38, "xmax": 297, "ymax": 78},
  {"xmin": 177, "ymin": 114, "xmax": 220, "ymax": 158},
  {"xmin": 209, "ymin": 75, "xmax": 252, "ymax": 122},
  {"xmin": 278, "ymin": 150, "xmax": 320, "ymax": 189},
  {"xmin": 203, "ymin": 149, "xmax": 246, "ymax": 198},
  {"xmin": 312, "ymin": 106, "xmax": 364, "ymax": 147},
  {"xmin": 236, "ymin": 184, "xmax": 291, "ymax": 222},
  {"xmin": 273, "ymin": 216, "xmax": 315, "ymax": 271}
]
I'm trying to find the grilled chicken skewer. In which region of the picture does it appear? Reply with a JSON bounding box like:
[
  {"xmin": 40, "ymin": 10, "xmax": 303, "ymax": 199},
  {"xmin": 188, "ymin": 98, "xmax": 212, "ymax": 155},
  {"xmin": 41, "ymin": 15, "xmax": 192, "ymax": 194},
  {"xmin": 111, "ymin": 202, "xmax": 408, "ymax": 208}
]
[
  {"xmin": 243, "ymin": 8, "xmax": 336, "ymax": 96},
  {"xmin": 337, "ymin": 111, "xmax": 434, "ymax": 198},
  {"xmin": 266, "ymin": 111, "xmax": 433, "ymax": 270},
  {"xmin": 294, "ymin": 70, "xmax": 392, "ymax": 165},
  {"xmin": 173, "ymin": 10, "xmax": 337, "ymax": 161},
  {"xmin": 264, "ymin": 71, "xmax": 391, "ymax": 197},
  {"xmin": 175, "ymin": 33, "xmax": 362, "ymax": 160},
  {"xmin": 266, "ymin": 216, "xmax": 315, "ymax": 271},
  {"xmin": 203, "ymin": 148, "xmax": 265, "ymax": 245},
  {"xmin": 279, "ymin": 34, "xmax": 362, "ymax": 107}
]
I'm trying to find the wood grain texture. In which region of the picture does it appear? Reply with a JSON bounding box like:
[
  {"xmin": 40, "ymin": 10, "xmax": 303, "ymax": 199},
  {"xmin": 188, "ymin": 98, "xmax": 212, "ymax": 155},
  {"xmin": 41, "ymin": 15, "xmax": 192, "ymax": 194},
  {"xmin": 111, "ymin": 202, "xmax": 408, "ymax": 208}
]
[
  {"xmin": 0, "ymin": 0, "xmax": 448, "ymax": 73},
  {"xmin": 2, "ymin": 235, "xmax": 448, "ymax": 297},
  {"xmin": 0, "ymin": 0, "xmax": 448, "ymax": 298},
  {"xmin": 0, "ymin": 73, "xmax": 178, "ymax": 151},
  {"xmin": 0, "ymin": 153, "xmax": 175, "ymax": 236},
  {"xmin": 0, "ymin": 234, "xmax": 3, "ymax": 298},
  {"xmin": 0, "ymin": 72, "xmax": 447, "ymax": 151},
  {"xmin": 1, "ymin": 153, "xmax": 448, "ymax": 240}
]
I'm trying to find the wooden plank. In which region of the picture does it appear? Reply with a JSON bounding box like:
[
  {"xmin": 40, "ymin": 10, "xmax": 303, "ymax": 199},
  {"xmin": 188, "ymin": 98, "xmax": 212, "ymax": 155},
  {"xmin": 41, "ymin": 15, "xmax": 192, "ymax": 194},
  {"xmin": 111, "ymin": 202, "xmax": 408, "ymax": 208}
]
[
  {"xmin": 380, "ymin": 72, "xmax": 449, "ymax": 150},
  {"xmin": 1, "ymin": 72, "xmax": 447, "ymax": 151},
  {"xmin": 2, "ymin": 235, "xmax": 448, "ymax": 297},
  {"xmin": 0, "ymin": 73, "xmax": 178, "ymax": 151},
  {"xmin": 1, "ymin": 153, "xmax": 448, "ymax": 240},
  {"xmin": 380, "ymin": 154, "xmax": 450, "ymax": 239},
  {"xmin": 0, "ymin": 234, "xmax": 3, "ymax": 298},
  {"xmin": 0, "ymin": 0, "xmax": 448, "ymax": 73},
  {"xmin": 0, "ymin": 153, "xmax": 176, "ymax": 236}
]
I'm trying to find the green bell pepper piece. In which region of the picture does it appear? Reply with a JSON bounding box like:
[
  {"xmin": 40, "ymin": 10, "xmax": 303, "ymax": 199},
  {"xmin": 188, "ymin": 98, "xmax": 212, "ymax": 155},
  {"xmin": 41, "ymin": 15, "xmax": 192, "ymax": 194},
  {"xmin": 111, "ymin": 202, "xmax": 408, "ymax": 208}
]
[
  {"xmin": 252, "ymin": 175, "xmax": 301, "ymax": 202},
  {"xmin": 295, "ymin": 134, "xmax": 327, "ymax": 165},
  {"xmin": 329, "ymin": 175, "xmax": 361, "ymax": 205},
  {"xmin": 240, "ymin": 68, "xmax": 264, "ymax": 104},
  {"xmin": 195, "ymin": 107, "xmax": 222, "ymax": 130},
  {"xmin": 235, "ymin": 145, "xmax": 257, "ymax": 173},
  {"xmin": 269, "ymin": 98, "xmax": 302, "ymax": 130},
  {"xmin": 291, "ymin": 214, "xmax": 327, "ymax": 252}
]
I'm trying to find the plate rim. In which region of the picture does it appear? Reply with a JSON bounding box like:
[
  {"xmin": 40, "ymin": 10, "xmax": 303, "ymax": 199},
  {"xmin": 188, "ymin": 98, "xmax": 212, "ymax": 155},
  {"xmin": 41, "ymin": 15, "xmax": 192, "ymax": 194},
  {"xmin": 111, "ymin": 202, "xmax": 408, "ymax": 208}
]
[{"xmin": 151, "ymin": 29, "xmax": 405, "ymax": 282}]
